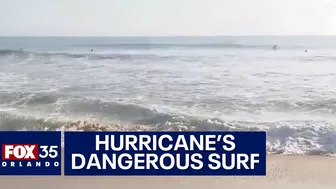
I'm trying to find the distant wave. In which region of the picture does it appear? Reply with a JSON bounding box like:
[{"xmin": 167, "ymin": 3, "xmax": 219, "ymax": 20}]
[
  {"xmin": 0, "ymin": 49, "xmax": 230, "ymax": 62},
  {"xmin": 69, "ymin": 42, "xmax": 322, "ymax": 50},
  {"xmin": 3, "ymin": 49, "xmax": 336, "ymax": 62},
  {"xmin": 70, "ymin": 43, "xmax": 274, "ymax": 49},
  {"xmin": 0, "ymin": 49, "xmax": 25, "ymax": 56},
  {"xmin": 0, "ymin": 49, "xmax": 164, "ymax": 60}
]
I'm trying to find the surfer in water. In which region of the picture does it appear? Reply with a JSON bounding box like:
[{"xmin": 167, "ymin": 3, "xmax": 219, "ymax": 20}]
[{"xmin": 272, "ymin": 45, "xmax": 278, "ymax": 50}]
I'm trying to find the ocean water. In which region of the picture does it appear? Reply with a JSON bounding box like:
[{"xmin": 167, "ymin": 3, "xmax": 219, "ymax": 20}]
[{"xmin": 0, "ymin": 36, "xmax": 336, "ymax": 156}]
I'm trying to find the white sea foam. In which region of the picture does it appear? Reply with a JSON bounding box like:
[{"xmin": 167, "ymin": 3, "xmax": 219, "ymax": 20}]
[{"xmin": 1, "ymin": 36, "xmax": 336, "ymax": 156}]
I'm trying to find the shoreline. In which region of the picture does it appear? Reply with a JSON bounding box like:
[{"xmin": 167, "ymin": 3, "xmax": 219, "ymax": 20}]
[
  {"xmin": 57, "ymin": 120, "xmax": 336, "ymax": 157},
  {"xmin": 1, "ymin": 155, "xmax": 335, "ymax": 189}
]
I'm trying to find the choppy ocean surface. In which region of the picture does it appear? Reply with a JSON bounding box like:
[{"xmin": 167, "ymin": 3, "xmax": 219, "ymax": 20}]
[{"xmin": 0, "ymin": 36, "xmax": 336, "ymax": 156}]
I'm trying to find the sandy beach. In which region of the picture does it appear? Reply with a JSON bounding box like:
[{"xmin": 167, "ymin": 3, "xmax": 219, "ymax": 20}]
[{"xmin": 1, "ymin": 155, "xmax": 335, "ymax": 189}]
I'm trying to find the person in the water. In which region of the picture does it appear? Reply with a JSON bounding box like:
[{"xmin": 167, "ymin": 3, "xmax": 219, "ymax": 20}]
[{"xmin": 272, "ymin": 45, "xmax": 278, "ymax": 50}]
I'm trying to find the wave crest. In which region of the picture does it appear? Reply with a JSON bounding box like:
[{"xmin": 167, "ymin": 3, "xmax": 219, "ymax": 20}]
[{"xmin": 0, "ymin": 108, "xmax": 335, "ymax": 156}]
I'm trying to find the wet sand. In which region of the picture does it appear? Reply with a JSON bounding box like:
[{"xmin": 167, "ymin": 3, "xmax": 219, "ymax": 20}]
[{"xmin": 1, "ymin": 155, "xmax": 335, "ymax": 189}]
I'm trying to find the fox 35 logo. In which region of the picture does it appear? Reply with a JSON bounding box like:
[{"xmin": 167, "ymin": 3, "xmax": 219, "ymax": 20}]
[{"xmin": 1, "ymin": 144, "xmax": 60, "ymax": 168}]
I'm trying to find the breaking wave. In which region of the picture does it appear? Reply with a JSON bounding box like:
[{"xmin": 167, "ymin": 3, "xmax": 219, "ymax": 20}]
[
  {"xmin": 0, "ymin": 93, "xmax": 335, "ymax": 156},
  {"xmin": 0, "ymin": 109, "xmax": 335, "ymax": 156}
]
